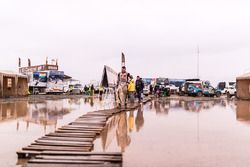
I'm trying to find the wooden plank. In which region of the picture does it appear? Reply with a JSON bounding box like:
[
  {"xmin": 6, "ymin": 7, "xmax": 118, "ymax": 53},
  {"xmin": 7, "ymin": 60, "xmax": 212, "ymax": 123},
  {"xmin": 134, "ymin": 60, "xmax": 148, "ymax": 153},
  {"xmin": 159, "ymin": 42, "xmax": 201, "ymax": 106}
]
[
  {"xmin": 62, "ymin": 125, "xmax": 104, "ymax": 129},
  {"xmin": 76, "ymin": 117, "xmax": 107, "ymax": 120},
  {"xmin": 26, "ymin": 164, "xmax": 121, "ymax": 167},
  {"xmin": 46, "ymin": 133, "xmax": 95, "ymax": 138},
  {"xmin": 39, "ymin": 137, "xmax": 94, "ymax": 142},
  {"xmin": 59, "ymin": 127, "xmax": 101, "ymax": 131},
  {"xmin": 69, "ymin": 122, "xmax": 106, "ymax": 126},
  {"xmin": 28, "ymin": 159, "xmax": 118, "ymax": 165},
  {"xmin": 94, "ymin": 109, "xmax": 116, "ymax": 113},
  {"xmin": 16, "ymin": 150, "xmax": 41, "ymax": 158},
  {"xmin": 70, "ymin": 122, "xmax": 105, "ymax": 126},
  {"xmin": 55, "ymin": 129, "xmax": 99, "ymax": 132},
  {"xmin": 31, "ymin": 142, "xmax": 93, "ymax": 148},
  {"xmin": 55, "ymin": 130, "xmax": 99, "ymax": 134},
  {"xmin": 57, "ymin": 128, "xmax": 102, "ymax": 132},
  {"xmin": 23, "ymin": 146, "xmax": 91, "ymax": 152},
  {"xmin": 73, "ymin": 121, "xmax": 107, "ymax": 124},
  {"xmin": 36, "ymin": 155, "xmax": 122, "ymax": 162},
  {"xmin": 86, "ymin": 113, "xmax": 112, "ymax": 117},
  {"xmin": 80, "ymin": 115, "xmax": 108, "ymax": 118},
  {"xmin": 41, "ymin": 151, "xmax": 122, "ymax": 156},
  {"xmin": 59, "ymin": 127, "xmax": 103, "ymax": 131},
  {"xmin": 35, "ymin": 139, "xmax": 93, "ymax": 145},
  {"xmin": 78, "ymin": 117, "xmax": 107, "ymax": 120}
]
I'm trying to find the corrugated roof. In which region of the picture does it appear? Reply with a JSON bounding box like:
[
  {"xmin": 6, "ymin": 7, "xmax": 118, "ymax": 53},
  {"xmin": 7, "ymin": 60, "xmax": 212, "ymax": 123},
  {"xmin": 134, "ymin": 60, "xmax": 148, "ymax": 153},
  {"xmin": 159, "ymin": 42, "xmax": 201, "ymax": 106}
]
[{"xmin": 0, "ymin": 70, "xmax": 27, "ymax": 78}]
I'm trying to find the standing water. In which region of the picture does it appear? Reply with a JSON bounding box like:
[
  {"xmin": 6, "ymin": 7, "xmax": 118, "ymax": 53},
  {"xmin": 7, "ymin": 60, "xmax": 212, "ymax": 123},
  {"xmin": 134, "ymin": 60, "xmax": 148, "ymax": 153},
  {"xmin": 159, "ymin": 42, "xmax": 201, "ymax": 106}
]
[
  {"xmin": 0, "ymin": 95, "xmax": 114, "ymax": 167},
  {"xmin": 1, "ymin": 96, "xmax": 250, "ymax": 167},
  {"xmin": 94, "ymin": 98, "xmax": 250, "ymax": 167}
]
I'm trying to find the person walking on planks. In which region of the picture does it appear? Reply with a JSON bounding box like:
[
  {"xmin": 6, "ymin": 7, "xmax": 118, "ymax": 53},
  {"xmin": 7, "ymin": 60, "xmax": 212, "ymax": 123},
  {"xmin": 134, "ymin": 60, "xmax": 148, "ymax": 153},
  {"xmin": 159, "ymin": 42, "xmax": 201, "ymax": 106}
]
[
  {"xmin": 116, "ymin": 66, "xmax": 131, "ymax": 108},
  {"xmin": 128, "ymin": 75, "xmax": 136, "ymax": 103},
  {"xmin": 136, "ymin": 76, "xmax": 144, "ymax": 103}
]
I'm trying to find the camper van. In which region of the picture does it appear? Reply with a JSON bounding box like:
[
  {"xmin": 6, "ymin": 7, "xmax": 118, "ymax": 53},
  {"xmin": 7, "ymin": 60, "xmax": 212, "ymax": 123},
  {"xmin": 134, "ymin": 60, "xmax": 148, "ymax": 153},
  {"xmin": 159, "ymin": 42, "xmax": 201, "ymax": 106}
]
[{"xmin": 29, "ymin": 71, "xmax": 64, "ymax": 94}]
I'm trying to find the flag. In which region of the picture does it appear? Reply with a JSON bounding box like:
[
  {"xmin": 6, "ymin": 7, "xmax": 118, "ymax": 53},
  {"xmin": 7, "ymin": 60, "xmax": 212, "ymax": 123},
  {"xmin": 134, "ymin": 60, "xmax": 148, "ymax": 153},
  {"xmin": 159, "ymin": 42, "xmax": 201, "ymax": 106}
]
[
  {"xmin": 121, "ymin": 52, "xmax": 125, "ymax": 67},
  {"xmin": 28, "ymin": 58, "xmax": 31, "ymax": 67},
  {"xmin": 18, "ymin": 57, "xmax": 21, "ymax": 67}
]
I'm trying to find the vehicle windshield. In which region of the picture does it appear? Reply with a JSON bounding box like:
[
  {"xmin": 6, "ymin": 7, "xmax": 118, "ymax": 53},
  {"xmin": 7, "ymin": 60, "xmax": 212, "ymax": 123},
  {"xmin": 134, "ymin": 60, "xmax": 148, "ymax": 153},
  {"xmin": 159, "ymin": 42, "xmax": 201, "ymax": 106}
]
[
  {"xmin": 49, "ymin": 71, "xmax": 64, "ymax": 81},
  {"xmin": 229, "ymin": 82, "xmax": 236, "ymax": 86},
  {"xmin": 156, "ymin": 78, "xmax": 169, "ymax": 85},
  {"xmin": 217, "ymin": 82, "xmax": 226, "ymax": 90},
  {"xmin": 74, "ymin": 84, "xmax": 83, "ymax": 88}
]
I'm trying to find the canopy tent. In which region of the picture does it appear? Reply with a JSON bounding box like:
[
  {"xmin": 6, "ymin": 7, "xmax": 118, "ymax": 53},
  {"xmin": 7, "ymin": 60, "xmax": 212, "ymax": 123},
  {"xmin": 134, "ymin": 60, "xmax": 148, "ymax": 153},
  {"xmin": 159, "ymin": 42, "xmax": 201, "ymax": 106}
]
[{"xmin": 101, "ymin": 65, "xmax": 118, "ymax": 88}]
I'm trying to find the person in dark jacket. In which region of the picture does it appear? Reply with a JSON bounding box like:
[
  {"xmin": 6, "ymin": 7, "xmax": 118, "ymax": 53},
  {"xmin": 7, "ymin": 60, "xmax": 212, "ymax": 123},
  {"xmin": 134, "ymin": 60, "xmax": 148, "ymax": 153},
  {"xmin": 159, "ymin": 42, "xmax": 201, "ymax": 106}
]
[
  {"xmin": 90, "ymin": 84, "xmax": 95, "ymax": 96},
  {"xmin": 136, "ymin": 76, "xmax": 144, "ymax": 103},
  {"xmin": 149, "ymin": 84, "xmax": 153, "ymax": 95}
]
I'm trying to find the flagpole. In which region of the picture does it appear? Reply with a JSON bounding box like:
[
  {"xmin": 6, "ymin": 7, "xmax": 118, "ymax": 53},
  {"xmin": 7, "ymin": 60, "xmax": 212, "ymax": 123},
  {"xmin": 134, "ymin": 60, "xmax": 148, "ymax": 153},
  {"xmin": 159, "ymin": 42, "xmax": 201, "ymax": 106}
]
[{"xmin": 197, "ymin": 46, "xmax": 200, "ymax": 79}]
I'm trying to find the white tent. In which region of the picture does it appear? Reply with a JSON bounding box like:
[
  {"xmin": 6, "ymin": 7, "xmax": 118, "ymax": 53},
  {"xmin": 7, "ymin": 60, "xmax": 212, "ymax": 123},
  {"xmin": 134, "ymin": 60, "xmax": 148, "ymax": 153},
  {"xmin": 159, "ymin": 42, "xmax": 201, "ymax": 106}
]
[{"xmin": 101, "ymin": 65, "xmax": 118, "ymax": 88}]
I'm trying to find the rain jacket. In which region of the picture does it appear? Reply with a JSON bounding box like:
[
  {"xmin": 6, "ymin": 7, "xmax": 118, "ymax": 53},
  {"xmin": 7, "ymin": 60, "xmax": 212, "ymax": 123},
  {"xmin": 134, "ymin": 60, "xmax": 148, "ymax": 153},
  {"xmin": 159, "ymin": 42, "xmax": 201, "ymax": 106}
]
[{"xmin": 128, "ymin": 80, "xmax": 135, "ymax": 92}]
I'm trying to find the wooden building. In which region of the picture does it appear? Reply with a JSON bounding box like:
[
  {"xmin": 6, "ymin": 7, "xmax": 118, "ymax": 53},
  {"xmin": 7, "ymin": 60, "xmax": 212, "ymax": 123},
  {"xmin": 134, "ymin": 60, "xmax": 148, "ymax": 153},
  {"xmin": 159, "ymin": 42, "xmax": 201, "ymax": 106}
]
[
  {"xmin": 236, "ymin": 73, "xmax": 250, "ymax": 100},
  {"xmin": 0, "ymin": 70, "xmax": 28, "ymax": 98}
]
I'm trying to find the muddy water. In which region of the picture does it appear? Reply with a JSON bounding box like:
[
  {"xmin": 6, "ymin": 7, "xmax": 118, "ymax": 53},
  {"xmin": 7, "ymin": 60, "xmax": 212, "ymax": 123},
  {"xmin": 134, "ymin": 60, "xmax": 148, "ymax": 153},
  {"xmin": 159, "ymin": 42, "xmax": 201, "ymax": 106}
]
[
  {"xmin": 0, "ymin": 96, "xmax": 114, "ymax": 167},
  {"xmin": 2, "ymin": 96, "xmax": 250, "ymax": 167},
  {"xmin": 94, "ymin": 99, "xmax": 250, "ymax": 167}
]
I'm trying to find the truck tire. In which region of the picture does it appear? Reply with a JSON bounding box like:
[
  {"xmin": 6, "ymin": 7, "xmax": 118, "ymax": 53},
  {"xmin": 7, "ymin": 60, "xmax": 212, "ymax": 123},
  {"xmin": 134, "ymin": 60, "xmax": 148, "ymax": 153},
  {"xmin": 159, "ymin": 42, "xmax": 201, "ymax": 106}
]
[
  {"xmin": 227, "ymin": 92, "xmax": 232, "ymax": 98},
  {"xmin": 197, "ymin": 92, "xmax": 203, "ymax": 97},
  {"xmin": 216, "ymin": 92, "xmax": 221, "ymax": 97}
]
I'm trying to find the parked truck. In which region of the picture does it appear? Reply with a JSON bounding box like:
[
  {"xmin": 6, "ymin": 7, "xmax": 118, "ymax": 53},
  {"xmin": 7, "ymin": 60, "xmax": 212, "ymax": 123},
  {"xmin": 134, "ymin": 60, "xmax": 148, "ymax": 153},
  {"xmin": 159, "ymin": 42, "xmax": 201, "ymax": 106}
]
[{"xmin": 29, "ymin": 71, "xmax": 64, "ymax": 94}]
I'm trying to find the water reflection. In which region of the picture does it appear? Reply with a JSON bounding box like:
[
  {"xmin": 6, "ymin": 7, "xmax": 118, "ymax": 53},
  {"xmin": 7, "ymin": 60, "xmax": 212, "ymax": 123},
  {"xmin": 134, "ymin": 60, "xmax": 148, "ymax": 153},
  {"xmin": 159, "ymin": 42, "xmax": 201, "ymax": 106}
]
[
  {"xmin": 0, "ymin": 101, "xmax": 28, "ymax": 122},
  {"xmin": 99, "ymin": 105, "xmax": 144, "ymax": 152},
  {"xmin": 97, "ymin": 99, "xmax": 239, "ymax": 153},
  {"xmin": 150, "ymin": 99, "xmax": 230, "ymax": 113},
  {"xmin": 153, "ymin": 100, "xmax": 170, "ymax": 114},
  {"xmin": 236, "ymin": 100, "xmax": 250, "ymax": 125},
  {"xmin": 116, "ymin": 112, "xmax": 131, "ymax": 152},
  {"xmin": 0, "ymin": 96, "xmax": 116, "ymax": 167},
  {"xmin": 0, "ymin": 97, "xmax": 104, "ymax": 132},
  {"xmin": 128, "ymin": 111, "xmax": 134, "ymax": 132},
  {"xmin": 135, "ymin": 106, "xmax": 144, "ymax": 132},
  {"xmin": 23, "ymin": 100, "xmax": 71, "ymax": 131}
]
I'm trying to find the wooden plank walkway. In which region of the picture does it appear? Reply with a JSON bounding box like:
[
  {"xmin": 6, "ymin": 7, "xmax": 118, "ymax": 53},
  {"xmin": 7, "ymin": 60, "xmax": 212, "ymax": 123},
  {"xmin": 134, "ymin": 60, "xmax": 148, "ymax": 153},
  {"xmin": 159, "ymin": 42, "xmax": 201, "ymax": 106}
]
[{"xmin": 17, "ymin": 97, "xmax": 151, "ymax": 166}]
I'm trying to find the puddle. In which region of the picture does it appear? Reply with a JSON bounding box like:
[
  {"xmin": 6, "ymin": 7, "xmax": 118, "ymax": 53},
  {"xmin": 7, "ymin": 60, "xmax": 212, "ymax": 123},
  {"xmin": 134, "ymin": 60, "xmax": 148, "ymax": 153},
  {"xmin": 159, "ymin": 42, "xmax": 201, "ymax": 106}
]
[
  {"xmin": 1, "ymin": 96, "xmax": 250, "ymax": 167},
  {"xmin": 94, "ymin": 99, "xmax": 250, "ymax": 167},
  {"xmin": 0, "ymin": 95, "xmax": 114, "ymax": 167}
]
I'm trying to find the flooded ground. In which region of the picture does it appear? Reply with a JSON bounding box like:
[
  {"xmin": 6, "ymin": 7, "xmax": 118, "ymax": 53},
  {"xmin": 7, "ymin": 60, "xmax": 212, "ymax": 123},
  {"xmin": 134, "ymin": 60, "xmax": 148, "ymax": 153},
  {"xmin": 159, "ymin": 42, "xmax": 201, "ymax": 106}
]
[
  {"xmin": 1, "ymin": 95, "xmax": 250, "ymax": 167},
  {"xmin": 94, "ymin": 98, "xmax": 250, "ymax": 167},
  {"xmin": 0, "ymin": 95, "xmax": 114, "ymax": 167}
]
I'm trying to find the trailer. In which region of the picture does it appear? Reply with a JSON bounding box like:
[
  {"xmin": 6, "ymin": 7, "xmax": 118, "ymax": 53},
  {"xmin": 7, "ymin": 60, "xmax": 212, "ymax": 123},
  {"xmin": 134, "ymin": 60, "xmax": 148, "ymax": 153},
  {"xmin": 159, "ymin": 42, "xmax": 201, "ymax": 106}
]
[{"xmin": 29, "ymin": 71, "xmax": 64, "ymax": 94}]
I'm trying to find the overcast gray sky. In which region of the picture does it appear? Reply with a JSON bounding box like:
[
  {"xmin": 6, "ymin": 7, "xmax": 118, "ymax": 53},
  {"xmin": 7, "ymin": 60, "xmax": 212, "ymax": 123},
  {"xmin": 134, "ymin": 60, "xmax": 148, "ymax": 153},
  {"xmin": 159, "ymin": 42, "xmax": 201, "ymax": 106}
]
[{"xmin": 0, "ymin": 0, "xmax": 249, "ymax": 85}]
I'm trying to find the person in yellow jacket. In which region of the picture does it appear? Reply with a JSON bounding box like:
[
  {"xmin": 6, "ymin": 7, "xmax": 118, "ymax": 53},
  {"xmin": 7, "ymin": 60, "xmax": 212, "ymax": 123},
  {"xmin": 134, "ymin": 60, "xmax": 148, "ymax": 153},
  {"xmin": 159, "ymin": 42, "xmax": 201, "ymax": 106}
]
[{"xmin": 128, "ymin": 76, "xmax": 135, "ymax": 103}]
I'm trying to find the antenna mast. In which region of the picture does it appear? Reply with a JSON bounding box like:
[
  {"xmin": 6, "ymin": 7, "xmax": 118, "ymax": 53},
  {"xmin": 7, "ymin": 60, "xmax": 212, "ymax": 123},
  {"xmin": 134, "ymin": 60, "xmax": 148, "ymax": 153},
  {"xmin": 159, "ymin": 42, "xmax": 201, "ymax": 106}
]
[{"xmin": 197, "ymin": 46, "xmax": 200, "ymax": 79}]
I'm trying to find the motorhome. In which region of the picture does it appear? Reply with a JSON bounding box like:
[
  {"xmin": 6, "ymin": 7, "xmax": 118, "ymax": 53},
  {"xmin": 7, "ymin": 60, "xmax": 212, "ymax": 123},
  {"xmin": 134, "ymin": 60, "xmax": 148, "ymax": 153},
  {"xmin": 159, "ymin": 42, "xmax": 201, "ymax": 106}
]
[{"xmin": 29, "ymin": 70, "xmax": 64, "ymax": 94}]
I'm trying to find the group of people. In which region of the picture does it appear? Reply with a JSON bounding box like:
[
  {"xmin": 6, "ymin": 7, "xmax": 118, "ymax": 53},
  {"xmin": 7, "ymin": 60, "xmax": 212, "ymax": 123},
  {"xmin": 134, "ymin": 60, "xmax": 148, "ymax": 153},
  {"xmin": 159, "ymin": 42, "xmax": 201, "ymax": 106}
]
[
  {"xmin": 116, "ymin": 66, "xmax": 145, "ymax": 108},
  {"xmin": 84, "ymin": 84, "xmax": 95, "ymax": 96},
  {"xmin": 152, "ymin": 84, "xmax": 170, "ymax": 97}
]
